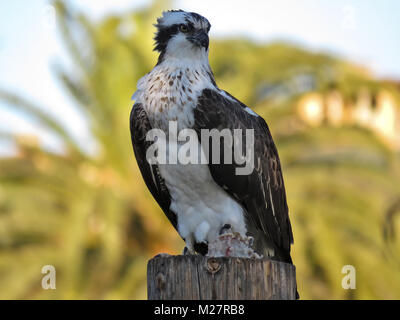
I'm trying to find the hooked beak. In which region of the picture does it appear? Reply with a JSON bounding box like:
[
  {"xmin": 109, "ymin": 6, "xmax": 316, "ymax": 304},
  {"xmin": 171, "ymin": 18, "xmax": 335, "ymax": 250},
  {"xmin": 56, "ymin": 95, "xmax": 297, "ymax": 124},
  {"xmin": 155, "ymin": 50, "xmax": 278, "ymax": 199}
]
[{"xmin": 189, "ymin": 31, "xmax": 209, "ymax": 50}]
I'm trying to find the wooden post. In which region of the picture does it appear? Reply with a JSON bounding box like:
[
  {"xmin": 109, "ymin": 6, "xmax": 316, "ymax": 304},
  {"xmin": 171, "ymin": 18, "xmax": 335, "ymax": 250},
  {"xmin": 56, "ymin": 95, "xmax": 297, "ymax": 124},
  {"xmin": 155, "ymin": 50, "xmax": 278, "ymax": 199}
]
[{"xmin": 147, "ymin": 255, "xmax": 297, "ymax": 300}]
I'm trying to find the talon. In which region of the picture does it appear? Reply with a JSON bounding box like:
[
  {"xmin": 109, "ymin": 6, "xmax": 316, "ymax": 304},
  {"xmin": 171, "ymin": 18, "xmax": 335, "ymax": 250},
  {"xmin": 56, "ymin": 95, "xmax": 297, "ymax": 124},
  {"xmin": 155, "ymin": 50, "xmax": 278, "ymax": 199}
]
[
  {"xmin": 183, "ymin": 246, "xmax": 196, "ymax": 255},
  {"xmin": 219, "ymin": 224, "xmax": 232, "ymax": 235},
  {"xmin": 233, "ymin": 231, "xmax": 241, "ymax": 239}
]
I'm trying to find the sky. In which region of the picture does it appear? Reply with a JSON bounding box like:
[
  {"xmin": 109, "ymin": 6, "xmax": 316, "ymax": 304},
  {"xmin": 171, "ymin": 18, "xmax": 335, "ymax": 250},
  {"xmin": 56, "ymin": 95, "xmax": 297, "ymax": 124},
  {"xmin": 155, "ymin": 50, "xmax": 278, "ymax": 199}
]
[{"xmin": 0, "ymin": 0, "xmax": 399, "ymax": 155}]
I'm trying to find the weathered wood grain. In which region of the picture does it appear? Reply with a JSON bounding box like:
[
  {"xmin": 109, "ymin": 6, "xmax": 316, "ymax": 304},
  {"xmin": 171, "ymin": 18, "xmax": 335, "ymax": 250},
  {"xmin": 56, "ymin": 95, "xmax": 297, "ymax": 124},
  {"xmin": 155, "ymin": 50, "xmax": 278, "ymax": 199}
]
[{"xmin": 147, "ymin": 255, "xmax": 297, "ymax": 300}]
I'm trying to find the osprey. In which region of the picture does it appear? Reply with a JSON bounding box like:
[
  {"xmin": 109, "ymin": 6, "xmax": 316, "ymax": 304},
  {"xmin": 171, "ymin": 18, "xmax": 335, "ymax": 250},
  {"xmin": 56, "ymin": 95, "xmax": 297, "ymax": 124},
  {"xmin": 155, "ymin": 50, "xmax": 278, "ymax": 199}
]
[{"xmin": 130, "ymin": 10, "xmax": 294, "ymax": 263}]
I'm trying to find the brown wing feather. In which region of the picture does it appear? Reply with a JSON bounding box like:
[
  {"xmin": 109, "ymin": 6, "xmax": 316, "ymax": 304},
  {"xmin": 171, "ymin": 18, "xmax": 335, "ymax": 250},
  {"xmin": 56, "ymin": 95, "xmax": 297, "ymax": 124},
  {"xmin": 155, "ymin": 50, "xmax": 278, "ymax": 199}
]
[
  {"xmin": 194, "ymin": 89, "xmax": 294, "ymax": 262},
  {"xmin": 129, "ymin": 103, "xmax": 178, "ymax": 230}
]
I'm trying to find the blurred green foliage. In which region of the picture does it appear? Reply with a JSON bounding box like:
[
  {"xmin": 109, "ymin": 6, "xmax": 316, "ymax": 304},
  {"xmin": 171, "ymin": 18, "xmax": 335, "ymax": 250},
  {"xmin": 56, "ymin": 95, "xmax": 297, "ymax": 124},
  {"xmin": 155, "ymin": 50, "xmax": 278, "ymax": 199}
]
[{"xmin": 0, "ymin": 0, "xmax": 399, "ymax": 299}]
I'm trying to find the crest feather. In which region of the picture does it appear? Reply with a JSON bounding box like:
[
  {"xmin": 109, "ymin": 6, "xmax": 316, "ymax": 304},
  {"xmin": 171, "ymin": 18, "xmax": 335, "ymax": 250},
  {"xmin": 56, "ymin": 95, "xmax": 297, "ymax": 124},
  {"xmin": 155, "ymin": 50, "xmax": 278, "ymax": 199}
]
[{"xmin": 155, "ymin": 10, "xmax": 187, "ymax": 28}]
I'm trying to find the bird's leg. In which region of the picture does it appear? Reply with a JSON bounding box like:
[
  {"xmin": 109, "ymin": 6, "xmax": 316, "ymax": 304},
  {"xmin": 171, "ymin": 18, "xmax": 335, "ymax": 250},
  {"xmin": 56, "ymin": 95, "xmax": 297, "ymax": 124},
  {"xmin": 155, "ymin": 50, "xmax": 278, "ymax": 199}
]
[
  {"xmin": 182, "ymin": 246, "xmax": 196, "ymax": 255},
  {"xmin": 219, "ymin": 224, "xmax": 232, "ymax": 235},
  {"xmin": 183, "ymin": 237, "xmax": 196, "ymax": 255}
]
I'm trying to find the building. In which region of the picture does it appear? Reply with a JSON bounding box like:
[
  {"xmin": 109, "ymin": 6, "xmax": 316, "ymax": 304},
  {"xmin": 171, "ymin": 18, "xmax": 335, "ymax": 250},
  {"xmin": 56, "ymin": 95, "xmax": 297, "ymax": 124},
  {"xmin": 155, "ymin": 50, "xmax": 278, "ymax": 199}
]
[{"xmin": 297, "ymin": 88, "xmax": 400, "ymax": 150}]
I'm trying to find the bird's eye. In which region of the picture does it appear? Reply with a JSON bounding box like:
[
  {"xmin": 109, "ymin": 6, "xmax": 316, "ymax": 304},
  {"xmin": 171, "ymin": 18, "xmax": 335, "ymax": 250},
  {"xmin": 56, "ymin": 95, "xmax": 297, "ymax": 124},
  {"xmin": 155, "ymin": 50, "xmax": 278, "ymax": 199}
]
[{"xmin": 179, "ymin": 24, "xmax": 188, "ymax": 33}]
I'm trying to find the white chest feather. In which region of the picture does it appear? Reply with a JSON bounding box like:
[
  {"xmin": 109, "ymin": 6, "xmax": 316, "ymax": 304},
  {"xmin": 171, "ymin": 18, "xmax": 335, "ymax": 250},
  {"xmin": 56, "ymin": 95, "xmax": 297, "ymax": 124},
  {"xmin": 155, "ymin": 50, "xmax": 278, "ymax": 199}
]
[
  {"xmin": 134, "ymin": 63, "xmax": 212, "ymax": 132},
  {"xmin": 158, "ymin": 160, "xmax": 246, "ymax": 245},
  {"xmin": 133, "ymin": 62, "xmax": 246, "ymax": 248}
]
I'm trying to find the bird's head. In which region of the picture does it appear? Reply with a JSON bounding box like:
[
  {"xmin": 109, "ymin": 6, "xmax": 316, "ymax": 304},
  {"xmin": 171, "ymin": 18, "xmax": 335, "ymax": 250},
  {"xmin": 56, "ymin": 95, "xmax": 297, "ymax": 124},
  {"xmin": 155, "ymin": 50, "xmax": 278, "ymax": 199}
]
[{"xmin": 154, "ymin": 10, "xmax": 211, "ymax": 64}]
